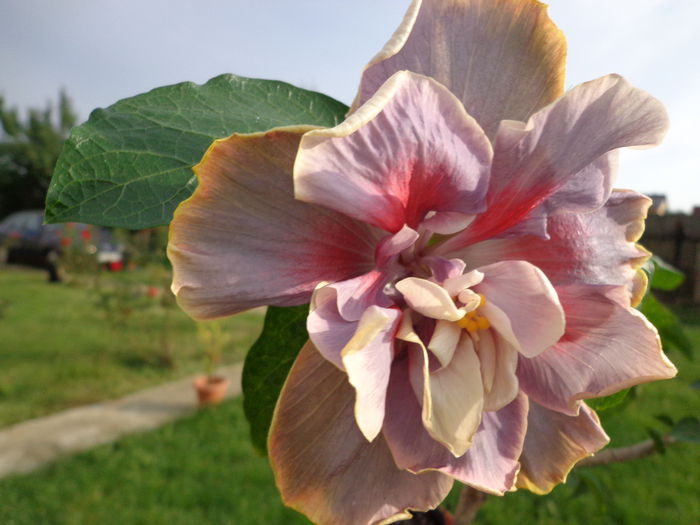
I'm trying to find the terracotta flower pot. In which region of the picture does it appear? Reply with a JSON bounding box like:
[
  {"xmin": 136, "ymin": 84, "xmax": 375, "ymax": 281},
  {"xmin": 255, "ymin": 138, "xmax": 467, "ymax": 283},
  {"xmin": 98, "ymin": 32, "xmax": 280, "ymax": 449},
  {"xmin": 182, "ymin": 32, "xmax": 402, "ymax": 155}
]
[{"xmin": 193, "ymin": 375, "xmax": 230, "ymax": 406}]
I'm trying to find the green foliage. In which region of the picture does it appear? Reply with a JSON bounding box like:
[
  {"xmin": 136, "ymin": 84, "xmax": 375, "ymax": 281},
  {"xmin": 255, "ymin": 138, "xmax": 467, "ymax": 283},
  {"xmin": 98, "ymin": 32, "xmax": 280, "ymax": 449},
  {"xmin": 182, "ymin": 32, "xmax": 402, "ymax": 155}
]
[
  {"xmin": 586, "ymin": 388, "xmax": 631, "ymax": 412},
  {"xmin": 0, "ymin": 398, "xmax": 311, "ymax": 525},
  {"xmin": 45, "ymin": 75, "xmax": 349, "ymax": 229},
  {"xmin": 0, "ymin": 268, "xmax": 262, "ymax": 426},
  {"xmin": 0, "ymin": 91, "xmax": 76, "ymax": 217},
  {"xmin": 670, "ymin": 417, "xmax": 700, "ymax": 444},
  {"xmin": 3, "ymin": 361, "xmax": 700, "ymax": 525},
  {"xmin": 638, "ymin": 293, "xmax": 694, "ymax": 359},
  {"xmin": 638, "ymin": 254, "xmax": 694, "ymax": 359},
  {"xmin": 646, "ymin": 255, "xmax": 685, "ymax": 291},
  {"xmin": 242, "ymin": 305, "xmax": 309, "ymax": 455},
  {"xmin": 646, "ymin": 427, "xmax": 667, "ymax": 454}
]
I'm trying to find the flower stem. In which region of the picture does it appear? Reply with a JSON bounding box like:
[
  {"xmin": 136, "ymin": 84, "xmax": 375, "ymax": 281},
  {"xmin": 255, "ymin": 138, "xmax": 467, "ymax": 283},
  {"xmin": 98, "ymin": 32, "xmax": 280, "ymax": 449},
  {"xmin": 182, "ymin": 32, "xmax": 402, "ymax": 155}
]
[
  {"xmin": 577, "ymin": 435, "xmax": 675, "ymax": 467},
  {"xmin": 452, "ymin": 485, "xmax": 487, "ymax": 525}
]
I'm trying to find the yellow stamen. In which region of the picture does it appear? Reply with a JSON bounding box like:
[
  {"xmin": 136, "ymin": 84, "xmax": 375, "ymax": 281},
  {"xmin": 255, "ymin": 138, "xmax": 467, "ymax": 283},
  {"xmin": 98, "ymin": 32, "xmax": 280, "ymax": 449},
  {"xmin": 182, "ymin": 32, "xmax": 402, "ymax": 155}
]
[
  {"xmin": 455, "ymin": 295, "xmax": 489, "ymax": 333},
  {"xmin": 464, "ymin": 318, "xmax": 479, "ymax": 332}
]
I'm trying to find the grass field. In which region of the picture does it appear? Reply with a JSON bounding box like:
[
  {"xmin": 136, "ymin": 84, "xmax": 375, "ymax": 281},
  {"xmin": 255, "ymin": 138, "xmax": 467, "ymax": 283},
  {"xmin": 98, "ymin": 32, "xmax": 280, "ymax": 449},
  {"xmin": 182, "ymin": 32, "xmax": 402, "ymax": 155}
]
[
  {"xmin": 0, "ymin": 266, "xmax": 698, "ymax": 524},
  {"xmin": 0, "ymin": 266, "xmax": 263, "ymax": 426}
]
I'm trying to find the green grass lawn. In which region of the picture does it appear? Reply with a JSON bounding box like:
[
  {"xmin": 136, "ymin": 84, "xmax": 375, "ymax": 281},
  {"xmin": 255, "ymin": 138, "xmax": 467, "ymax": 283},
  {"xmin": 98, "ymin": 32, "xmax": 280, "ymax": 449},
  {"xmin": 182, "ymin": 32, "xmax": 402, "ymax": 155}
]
[
  {"xmin": 0, "ymin": 266, "xmax": 263, "ymax": 426},
  {"xmin": 0, "ymin": 266, "xmax": 697, "ymax": 524}
]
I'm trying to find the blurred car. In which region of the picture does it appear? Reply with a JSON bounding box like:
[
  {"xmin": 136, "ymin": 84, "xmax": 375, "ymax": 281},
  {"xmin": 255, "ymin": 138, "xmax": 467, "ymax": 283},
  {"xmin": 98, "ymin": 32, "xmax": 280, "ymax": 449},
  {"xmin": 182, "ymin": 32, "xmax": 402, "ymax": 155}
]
[{"xmin": 0, "ymin": 210, "xmax": 125, "ymax": 278}]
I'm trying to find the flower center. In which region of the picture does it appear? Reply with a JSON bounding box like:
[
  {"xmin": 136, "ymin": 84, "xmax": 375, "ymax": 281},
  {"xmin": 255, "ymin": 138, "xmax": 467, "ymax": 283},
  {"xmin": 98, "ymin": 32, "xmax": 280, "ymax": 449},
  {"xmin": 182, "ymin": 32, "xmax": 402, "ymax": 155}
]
[{"xmin": 455, "ymin": 293, "xmax": 490, "ymax": 332}]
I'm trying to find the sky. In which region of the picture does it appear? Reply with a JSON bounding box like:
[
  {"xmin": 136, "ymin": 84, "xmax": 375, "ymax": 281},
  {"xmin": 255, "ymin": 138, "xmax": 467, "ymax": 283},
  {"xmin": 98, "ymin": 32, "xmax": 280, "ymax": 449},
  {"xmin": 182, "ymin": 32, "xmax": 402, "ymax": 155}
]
[{"xmin": 1, "ymin": 0, "xmax": 698, "ymax": 212}]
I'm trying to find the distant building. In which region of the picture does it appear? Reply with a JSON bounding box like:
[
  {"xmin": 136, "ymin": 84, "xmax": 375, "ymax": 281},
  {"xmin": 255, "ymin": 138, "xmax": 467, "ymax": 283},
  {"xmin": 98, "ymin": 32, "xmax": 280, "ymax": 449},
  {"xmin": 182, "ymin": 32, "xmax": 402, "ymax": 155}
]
[
  {"xmin": 648, "ymin": 194, "xmax": 668, "ymax": 216},
  {"xmin": 693, "ymin": 206, "xmax": 700, "ymax": 217}
]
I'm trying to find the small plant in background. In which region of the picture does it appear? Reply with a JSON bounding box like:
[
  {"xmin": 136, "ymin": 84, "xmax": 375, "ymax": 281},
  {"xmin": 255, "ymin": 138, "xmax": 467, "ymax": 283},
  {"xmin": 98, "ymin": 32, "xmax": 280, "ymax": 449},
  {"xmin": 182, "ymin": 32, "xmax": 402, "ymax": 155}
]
[
  {"xmin": 197, "ymin": 321, "xmax": 229, "ymax": 378},
  {"xmin": 194, "ymin": 320, "xmax": 232, "ymax": 405}
]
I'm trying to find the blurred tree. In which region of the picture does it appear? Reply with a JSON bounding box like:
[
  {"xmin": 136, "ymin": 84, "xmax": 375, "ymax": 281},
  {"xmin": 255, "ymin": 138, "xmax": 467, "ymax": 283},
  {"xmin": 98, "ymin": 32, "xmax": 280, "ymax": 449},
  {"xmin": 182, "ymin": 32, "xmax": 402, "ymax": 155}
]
[{"xmin": 0, "ymin": 91, "xmax": 77, "ymax": 218}]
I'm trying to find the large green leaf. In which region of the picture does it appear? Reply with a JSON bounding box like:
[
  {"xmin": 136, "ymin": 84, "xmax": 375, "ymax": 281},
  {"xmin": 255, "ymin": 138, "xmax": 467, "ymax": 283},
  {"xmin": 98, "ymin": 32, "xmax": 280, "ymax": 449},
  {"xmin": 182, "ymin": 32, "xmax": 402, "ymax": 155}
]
[
  {"xmin": 670, "ymin": 417, "xmax": 700, "ymax": 444},
  {"xmin": 648, "ymin": 255, "xmax": 685, "ymax": 291},
  {"xmin": 242, "ymin": 305, "xmax": 309, "ymax": 456},
  {"xmin": 586, "ymin": 388, "xmax": 631, "ymax": 412},
  {"xmin": 45, "ymin": 75, "xmax": 348, "ymax": 229}
]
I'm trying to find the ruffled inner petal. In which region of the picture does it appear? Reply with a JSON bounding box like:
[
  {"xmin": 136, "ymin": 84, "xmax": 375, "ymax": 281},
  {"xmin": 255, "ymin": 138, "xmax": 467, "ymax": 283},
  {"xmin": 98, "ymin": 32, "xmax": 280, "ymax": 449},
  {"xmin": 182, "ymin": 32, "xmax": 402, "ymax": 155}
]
[
  {"xmin": 475, "ymin": 260, "xmax": 565, "ymax": 358},
  {"xmin": 439, "ymin": 75, "xmax": 669, "ymax": 250},
  {"xmin": 396, "ymin": 277, "xmax": 465, "ymax": 322},
  {"xmin": 341, "ymin": 306, "xmax": 402, "ymax": 442},
  {"xmin": 414, "ymin": 335, "xmax": 485, "ymax": 457},
  {"xmin": 383, "ymin": 353, "xmax": 528, "ymax": 495},
  {"xmin": 295, "ymin": 71, "xmax": 492, "ymax": 233},
  {"xmin": 450, "ymin": 190, "xmax": 653, "ymax": 301}
]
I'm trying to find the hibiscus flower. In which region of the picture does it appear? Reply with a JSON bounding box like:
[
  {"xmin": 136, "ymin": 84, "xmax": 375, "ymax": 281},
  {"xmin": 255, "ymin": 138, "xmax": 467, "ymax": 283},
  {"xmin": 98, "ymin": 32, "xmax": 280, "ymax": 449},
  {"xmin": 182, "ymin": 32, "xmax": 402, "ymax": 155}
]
[{"xmin": 167, "ymin": 1, "xmax": 677, "ymax": 523}]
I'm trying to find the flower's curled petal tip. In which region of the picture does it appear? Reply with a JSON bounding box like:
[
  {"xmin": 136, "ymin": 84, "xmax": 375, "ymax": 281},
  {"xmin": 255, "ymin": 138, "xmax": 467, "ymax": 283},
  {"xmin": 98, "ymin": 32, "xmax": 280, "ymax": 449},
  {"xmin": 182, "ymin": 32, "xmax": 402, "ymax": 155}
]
[
  {"xmin": 354, "ymin": 0, "xmax": 567, "ymax": 138},
  {"xmin": 442, "ymin": 269, "xmax": 485, "ymax": 296},
  {"xmin": 422, "ymin": 211, "xmax": 475, "ymax": 235},
  {"xmin": 376, "ymin": 225, "xmax": 420, "ymax": 266},
  {"xmin": 629, "ymin": 267, "xmax": 649, "ymax": 308},
  {"xmin": 427, "ymin": 319, "xmax": 462, "ymax": 369},
  {"xmin": 295, "ymin": 71, "xmax": 492, "ymax": 233},
  {"xmin": 341, "ymin": 306, "xmax": 402, "ymax": 442},
  {"xmin": 307, "ymin": 284, "xmax": 354, "ymax": 370},
  {"xmin": 475, "ymin": 261, "xmax": 565, "ymax": 358},
  {"xmin": 396, "ymin": 277, "xmax": 464, "ymax": 322},
  {"xmin": 269, "ymin": 342, "xmax": 453, "ymax": 525},
  {"xmin": 168, "ymin": 127, "xmax": 380, "ymax": 320},
  {"xmin": 416, "ymin": 337, "xmax": 485, "ymax": 457},
  {"xmin": 517, "ymin": 401, "xmax": 610, "ymax": 494}
]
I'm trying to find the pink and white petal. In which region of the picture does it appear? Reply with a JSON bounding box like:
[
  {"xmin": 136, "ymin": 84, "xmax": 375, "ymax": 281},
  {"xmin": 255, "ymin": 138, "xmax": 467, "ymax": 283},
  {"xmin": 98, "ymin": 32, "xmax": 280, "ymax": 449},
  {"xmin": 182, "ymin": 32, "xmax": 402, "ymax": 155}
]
[
  {"xmin": 169, "ymin": 127, "xmax": 379, "ymax": 319},
  {"xmin": 443, "ymin": 269, "xmax": 485, "ymax": 297},
  {"xmin": 334, "ymin": 270, "xmax": 395, "ymax": 322},
  {"xmin": 422, "ymin": 211, "xmax": 475, "ymax": 235},
  {"xmin": 383, "ymin": 357, "xmax": 528, "ymax": 495},
  {"xmin": 295, "ymin": 71, "xmax": 492, "ymax": 233},
  {"xmin": 452, "ymin": 190, "xmax": 653, "ymax": 297},
  {"xmin": 354, "ymin": 0, "xmax": 567, "ymax": 139},
  {"xmin": 455, "ymin": 392, "xmax": 527, "ymax": 494},
  {"xmin": 308, "ymin": 283, "xmax": 357, "ymax": 369},
  {"xmin": 475, "ymin": 261, "xmax": 565, "ymax": 357},
  {"xmin": 517, "ymin": 401, "xmax": 609, "ymax": 494},
  {"xmin": 396, "ymin": 277, "xmax": 465, "ymax": 322},
  {"xmin": 424, "ymin": 257, "xmax": 467, "ymax": 284},
  {"xmin": 417, "ymin": 335, "xmax": 485, "ymax": 456},
  {"xmin": 341, "ymin": 306, "xmax": 402, "ymax": 441},
  {"xmin": 440, "ymin": 75, "xmax": 669, "ymax": 249},
  {"xmin": 477, "ymin": 330, "xmax": 520, "ymax": 412},
  {"xmin": 428, "ymin": 319, "xmax": 462, "ymax": 368},
  {"xmin": 478, "ymin": 301, "xmax": 520, "ymax": 352},
  {"xmin": 517, "ymin": 285, "xmax": 677, "ymax": 415},
  {"xmin": 376, "ymin": 225, "xmax": 420, "ymax": 266},
  {"xmin": 544, "ymin": 151, "xmax": 619, "ymax": 216},
  {"xmin": 269, "ymin": 342, "xmax": 453, "ymax": 525},
  {"xmin": 491, "ymin": 151, "xmax": 618, "ymax": 240}
]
